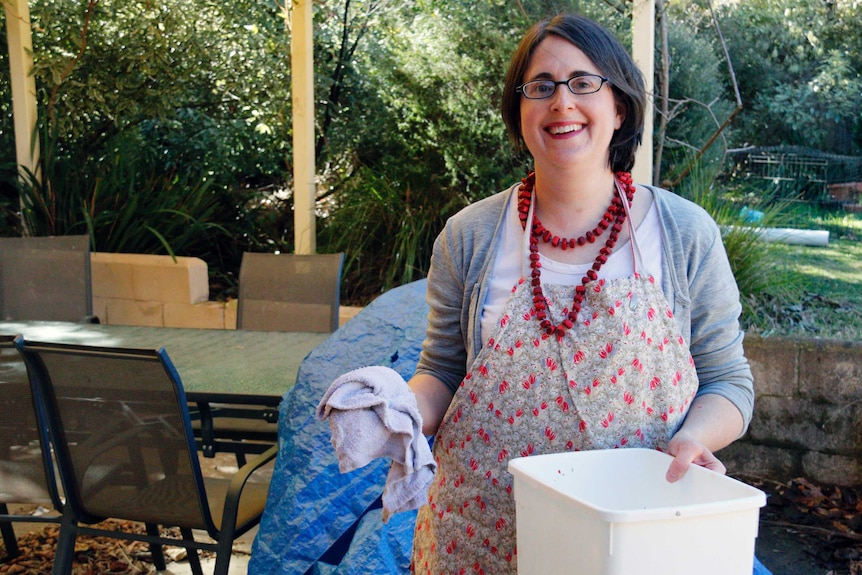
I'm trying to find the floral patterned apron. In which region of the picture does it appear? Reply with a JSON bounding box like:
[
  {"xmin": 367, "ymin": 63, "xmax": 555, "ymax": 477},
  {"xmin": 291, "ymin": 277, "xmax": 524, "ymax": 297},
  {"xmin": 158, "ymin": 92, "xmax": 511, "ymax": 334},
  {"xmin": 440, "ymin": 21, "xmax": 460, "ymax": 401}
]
[{"xmin": 411, "ymin": 193, "xmax": 699, "ymax": 575}]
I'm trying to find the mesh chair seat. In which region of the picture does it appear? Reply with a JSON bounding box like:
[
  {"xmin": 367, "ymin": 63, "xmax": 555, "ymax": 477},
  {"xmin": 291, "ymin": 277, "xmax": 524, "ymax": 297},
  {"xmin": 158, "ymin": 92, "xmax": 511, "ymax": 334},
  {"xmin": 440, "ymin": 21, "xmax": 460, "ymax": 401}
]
[
  {"xmin": 0, "ymin": 335, "xmax": 64, "ymax": 560},
  {"xmin": 237, "ymin": 252, "xmax": 344, "ymax": 333},
  {"xmin": 0, "ymin": 235, "xmax": 94, "ymax": 322}
]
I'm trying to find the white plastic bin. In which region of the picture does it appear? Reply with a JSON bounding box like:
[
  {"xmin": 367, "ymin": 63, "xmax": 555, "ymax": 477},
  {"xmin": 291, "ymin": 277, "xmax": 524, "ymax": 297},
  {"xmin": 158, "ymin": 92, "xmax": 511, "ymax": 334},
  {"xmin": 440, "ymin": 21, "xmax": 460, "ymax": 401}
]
[{"xmin": 508, "ymin": 448, "xmax": 766, "ymax": 575}]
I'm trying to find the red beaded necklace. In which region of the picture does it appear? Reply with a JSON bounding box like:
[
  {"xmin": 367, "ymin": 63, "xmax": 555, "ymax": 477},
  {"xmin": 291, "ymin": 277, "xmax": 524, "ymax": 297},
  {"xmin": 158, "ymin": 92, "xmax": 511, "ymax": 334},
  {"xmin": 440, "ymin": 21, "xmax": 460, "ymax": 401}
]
[{"xmin": 517, "ymin": 171, "xmax": 636, "ymax": 339}]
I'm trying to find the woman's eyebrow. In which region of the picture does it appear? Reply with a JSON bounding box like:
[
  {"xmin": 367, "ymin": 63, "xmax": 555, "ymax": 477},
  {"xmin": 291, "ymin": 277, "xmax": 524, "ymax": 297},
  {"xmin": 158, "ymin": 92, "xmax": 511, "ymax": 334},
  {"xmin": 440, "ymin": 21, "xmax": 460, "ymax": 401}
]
[{"xmin": 525, "ymin": 69, "xmax": 594, "ymax": 81}]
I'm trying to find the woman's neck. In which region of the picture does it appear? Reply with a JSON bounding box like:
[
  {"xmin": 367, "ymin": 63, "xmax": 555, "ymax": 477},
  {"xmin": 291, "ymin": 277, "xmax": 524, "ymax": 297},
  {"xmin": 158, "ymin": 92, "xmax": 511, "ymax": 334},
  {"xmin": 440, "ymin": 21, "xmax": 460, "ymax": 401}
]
[{"xmin": 531, "ymin": 167, "xmax": 618, "ymax": 237}]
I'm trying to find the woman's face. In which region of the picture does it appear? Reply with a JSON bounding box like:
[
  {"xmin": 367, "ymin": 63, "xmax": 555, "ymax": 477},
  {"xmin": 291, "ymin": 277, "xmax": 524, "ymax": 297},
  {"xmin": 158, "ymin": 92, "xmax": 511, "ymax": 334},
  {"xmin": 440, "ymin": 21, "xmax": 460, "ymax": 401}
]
[{"xmin": 519, "ymin": 35, "xmax": 623, "ymax": 173}]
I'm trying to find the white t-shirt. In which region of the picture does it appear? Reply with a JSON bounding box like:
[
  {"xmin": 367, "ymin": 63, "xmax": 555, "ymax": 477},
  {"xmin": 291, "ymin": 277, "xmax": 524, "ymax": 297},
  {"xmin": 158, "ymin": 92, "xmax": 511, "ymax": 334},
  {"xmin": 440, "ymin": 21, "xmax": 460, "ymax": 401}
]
[{"xmin": 480, "ymin": 188, "xmax": 663, "ymax": 343}]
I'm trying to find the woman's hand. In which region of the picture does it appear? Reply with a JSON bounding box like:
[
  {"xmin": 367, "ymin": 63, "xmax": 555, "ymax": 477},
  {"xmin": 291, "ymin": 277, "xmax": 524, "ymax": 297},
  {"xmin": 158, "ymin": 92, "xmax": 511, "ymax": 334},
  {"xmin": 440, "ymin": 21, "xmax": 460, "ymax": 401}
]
[
  {"xmin": 665, "ymin": 430, "xmax": 726, "ymax": 483},
  {"xmin": 664, "ymin": 393, "xmax": 744, "ymax": 482}
]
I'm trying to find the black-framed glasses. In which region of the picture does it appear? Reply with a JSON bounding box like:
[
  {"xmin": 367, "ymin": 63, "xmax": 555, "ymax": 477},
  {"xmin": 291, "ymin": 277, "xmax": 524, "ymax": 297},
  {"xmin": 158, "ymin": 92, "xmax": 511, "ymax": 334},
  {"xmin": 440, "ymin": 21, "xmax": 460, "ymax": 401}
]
[{"xmin": 516, "ymin": 74, "xmax": 609, "ymax": 100}]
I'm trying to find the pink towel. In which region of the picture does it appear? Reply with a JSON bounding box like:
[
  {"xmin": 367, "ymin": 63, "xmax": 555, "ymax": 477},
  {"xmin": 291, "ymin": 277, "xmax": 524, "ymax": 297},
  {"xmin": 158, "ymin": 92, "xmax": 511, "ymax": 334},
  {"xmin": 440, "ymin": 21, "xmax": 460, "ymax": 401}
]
[{"xmin": 317, "ymin": 366, "xmax": 436, "ymax": 521}]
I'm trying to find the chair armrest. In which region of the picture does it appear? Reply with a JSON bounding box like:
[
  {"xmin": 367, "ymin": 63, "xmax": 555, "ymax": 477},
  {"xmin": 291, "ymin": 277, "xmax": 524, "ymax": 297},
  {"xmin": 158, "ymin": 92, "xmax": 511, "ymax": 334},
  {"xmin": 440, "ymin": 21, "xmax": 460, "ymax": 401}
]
[{"xmin": 219, "ymin": 444, "xmax": 279, "ymax": 534}]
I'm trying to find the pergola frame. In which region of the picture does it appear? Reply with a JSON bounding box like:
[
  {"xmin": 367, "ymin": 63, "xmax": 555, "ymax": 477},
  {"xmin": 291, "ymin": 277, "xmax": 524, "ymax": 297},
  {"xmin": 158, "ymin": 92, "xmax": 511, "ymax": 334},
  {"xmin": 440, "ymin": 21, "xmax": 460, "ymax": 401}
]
[{"xmin": 4, "ymin": 0, "xmax": 654, "ymax": 251}]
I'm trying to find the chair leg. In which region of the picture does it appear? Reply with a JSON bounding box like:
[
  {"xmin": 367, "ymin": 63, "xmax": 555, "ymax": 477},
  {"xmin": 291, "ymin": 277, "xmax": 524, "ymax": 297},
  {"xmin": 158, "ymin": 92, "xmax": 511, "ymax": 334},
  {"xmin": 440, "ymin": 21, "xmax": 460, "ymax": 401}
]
[
  {"xmin": 51, "ymin": 507, "xmax": 78, "ymax": 575},
  {"xmin": 0, "ymin": 504, "xmax": 21, "ymax": 559},
  {"xmin": 180, "ymin": 527, "xmax": 204, "ymax": 575},
  {"xmin": 213, "ymin": 531, "xmax": 235, "ymax": 575},
  {"xmin": 145, "ymin": 523, "xmax": 166, "ymax": 571}
]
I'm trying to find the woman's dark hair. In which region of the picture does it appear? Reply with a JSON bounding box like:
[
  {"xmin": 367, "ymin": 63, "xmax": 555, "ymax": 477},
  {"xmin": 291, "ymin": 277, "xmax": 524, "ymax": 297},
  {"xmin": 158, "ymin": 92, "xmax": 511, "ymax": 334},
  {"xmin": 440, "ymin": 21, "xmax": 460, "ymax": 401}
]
[{"xmin": 501, "ymin": 13, "xmax": 646, "ymax": 173}]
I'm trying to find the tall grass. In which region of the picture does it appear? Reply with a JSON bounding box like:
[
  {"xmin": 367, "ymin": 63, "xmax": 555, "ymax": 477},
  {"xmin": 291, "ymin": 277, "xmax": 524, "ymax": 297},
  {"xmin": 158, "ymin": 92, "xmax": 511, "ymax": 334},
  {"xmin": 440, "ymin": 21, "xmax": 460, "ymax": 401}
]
[
  {"xmin": 673, "ymin": 164, "xmax": 799, "ymax": 331},
  {"xmin": 318, "ymin": 167, "xmax": 467, "ymax": 304}
]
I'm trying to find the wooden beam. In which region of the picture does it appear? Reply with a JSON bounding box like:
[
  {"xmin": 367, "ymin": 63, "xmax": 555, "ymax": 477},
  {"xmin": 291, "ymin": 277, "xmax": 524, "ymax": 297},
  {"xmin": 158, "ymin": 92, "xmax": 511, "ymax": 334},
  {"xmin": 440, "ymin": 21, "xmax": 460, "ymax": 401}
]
[
  {"xmin": 4, "ymin": 0, "xmax": 40, "ymax": 185},
  {"xmin": 631, "ymin": 0, "xmax": 655, "ymax": 186},
  {"xmin": 290, "ymin": 0, "xmax": 316, "ymax": 254}
]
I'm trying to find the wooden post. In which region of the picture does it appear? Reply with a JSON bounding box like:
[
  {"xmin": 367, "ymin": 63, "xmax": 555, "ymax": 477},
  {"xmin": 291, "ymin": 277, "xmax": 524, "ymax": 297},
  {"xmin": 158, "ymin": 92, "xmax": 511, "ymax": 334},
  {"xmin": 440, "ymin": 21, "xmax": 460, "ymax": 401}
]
[
  {"xmin": 290, "ymin": 0, "xmax": 316, "ymax": 254},
  {"xmin": 631, "ymin": 0, "xmax": 655, "ymax": 186},
  {"xmin": 4, "ymin": 0, "xmax": 40, "ymax": 192}
]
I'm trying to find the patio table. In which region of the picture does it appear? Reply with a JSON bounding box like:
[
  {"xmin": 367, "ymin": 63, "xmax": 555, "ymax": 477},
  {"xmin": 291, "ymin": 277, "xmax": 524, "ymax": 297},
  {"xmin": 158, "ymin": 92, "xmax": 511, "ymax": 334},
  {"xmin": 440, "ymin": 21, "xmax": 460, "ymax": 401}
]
[
  {"xmin": 0, "ymin": 321, "xmax": 331, "ymax": 457},
  {"xmin": 0, "ymin": 321, "xmax": 329, "ymax": 400}
]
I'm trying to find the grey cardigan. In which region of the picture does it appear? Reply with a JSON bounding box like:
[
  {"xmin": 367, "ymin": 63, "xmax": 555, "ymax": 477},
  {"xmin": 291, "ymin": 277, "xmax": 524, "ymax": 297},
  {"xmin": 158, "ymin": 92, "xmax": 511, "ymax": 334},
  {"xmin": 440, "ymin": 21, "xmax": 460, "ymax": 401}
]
[{"xmin": 414, "ymin": 183, "xmax": 755, "ymax": 432}]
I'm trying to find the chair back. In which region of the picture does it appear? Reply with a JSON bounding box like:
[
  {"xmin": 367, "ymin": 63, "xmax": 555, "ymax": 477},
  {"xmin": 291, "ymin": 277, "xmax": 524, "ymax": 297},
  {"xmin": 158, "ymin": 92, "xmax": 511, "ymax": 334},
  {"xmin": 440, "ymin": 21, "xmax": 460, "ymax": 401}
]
[
  {"xmin": 0, "ymin": 235, "xmax": 93, "ymax": 322},
  {"xmin": 237, "ymin": 252, "xmax": 344, "ymax": 332},
  {"xmin": 0, "ymin": 335, "xmax": 62, "ymax": 508},
  {"xmin": 16, "ymin": 340, "xmax": 217, "ymax": 534}
]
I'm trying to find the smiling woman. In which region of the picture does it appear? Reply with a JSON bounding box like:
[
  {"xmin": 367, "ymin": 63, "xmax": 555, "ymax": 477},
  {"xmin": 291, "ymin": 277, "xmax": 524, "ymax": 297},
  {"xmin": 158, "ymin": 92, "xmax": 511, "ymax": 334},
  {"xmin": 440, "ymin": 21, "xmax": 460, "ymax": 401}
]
[{"xmin": 319, "ymin": 11, "xmax": 760, "ymax": 575}]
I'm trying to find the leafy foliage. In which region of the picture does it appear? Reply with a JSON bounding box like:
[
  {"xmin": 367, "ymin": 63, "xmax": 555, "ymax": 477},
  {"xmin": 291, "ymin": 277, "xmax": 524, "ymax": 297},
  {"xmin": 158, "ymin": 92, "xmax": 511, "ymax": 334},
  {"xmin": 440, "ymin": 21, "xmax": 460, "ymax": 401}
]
[{"xmin": 1, "ymin": 0, "xmax": 860, "ymax": 316}]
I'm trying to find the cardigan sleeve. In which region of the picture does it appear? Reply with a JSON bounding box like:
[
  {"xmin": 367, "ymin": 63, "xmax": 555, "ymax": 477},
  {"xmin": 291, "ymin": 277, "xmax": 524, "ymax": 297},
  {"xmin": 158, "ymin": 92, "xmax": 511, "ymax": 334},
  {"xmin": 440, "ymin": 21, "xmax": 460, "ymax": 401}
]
[{"xmin": 659, "ymin": 191, "xmax": 755, "ymax": 435}]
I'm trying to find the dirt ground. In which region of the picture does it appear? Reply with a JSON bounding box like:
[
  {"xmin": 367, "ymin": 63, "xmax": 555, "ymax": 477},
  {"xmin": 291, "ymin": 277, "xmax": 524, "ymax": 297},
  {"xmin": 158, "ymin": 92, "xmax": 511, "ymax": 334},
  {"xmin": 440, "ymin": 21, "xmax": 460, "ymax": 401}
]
[
  {"xmin": 748, "ymin": 475, "xmax": 862, "ymax": 575},
  {"xmin": 2, "ymin": 474, "xmax": 861, "ymax": 574}
]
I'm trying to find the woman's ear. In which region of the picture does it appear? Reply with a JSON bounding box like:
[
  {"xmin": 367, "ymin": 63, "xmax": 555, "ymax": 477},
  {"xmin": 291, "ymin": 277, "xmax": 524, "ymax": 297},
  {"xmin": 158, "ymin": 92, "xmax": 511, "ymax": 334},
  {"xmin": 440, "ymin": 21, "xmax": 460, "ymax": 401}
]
[{"xmin": 614, "ymin": 98, "xmax": 626, "ymax": 131}]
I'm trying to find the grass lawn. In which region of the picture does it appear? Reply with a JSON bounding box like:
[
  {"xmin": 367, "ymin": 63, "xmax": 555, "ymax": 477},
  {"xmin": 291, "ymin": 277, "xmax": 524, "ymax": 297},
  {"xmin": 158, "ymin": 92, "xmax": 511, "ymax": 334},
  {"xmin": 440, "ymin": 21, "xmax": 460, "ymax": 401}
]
[{"xmin": 746, "ymin": 210, "xmax": 862, "ymax": 341}]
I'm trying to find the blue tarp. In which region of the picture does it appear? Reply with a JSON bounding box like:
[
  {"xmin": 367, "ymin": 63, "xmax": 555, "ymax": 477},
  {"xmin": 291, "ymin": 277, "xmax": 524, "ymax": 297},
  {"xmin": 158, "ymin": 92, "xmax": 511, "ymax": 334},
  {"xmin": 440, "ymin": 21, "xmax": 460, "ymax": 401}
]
[
  {"xmin": 250, "ymin": 280, "xmax": 429, "ymax": 575},
  {"xmin": 249, "ymin": 278, "xmax": 773, "ymax": 575}
]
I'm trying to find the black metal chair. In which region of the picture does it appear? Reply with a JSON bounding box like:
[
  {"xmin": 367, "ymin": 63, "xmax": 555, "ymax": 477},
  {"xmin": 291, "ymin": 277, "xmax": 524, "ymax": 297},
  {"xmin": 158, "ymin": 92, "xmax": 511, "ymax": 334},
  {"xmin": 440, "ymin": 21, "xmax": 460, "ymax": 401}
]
[
  {"xmin": 0, "ymin": 334, "xmax": 64, "ymax": 560},
  {"xmin": 0, "ymin": 235, "xmax": 96, "ymax": 323},
  {"xmin": 15, "ymin": 338, "xmax": 276, "ymax": 575}
]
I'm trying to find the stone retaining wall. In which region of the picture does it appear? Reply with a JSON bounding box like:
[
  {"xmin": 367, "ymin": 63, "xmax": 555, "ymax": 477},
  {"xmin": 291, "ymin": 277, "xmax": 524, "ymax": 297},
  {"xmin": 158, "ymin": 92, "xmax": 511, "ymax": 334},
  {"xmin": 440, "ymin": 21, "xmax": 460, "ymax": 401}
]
[{"xmin": 721, "ymin": 334, "xmax": 862, "ymax": 486}]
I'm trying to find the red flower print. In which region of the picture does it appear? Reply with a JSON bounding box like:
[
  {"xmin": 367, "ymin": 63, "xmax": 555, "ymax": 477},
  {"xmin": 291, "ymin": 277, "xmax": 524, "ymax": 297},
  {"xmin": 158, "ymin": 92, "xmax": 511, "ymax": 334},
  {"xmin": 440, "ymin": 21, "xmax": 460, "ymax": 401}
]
[
  {"xmin": 541, "ymin": 401, "xmax": 548, "ymax": 410},
  {"xmin": 522, "ymin": 374, "xmax": 536, "ymax": 389},
  {"xmin": 446, "ymin": 540, "xmax": 457, "ymax": 554},
  {"xmin": 545, "ymin": 357, "xmax": 558, "ymax": 371},
  {"xmin": 500, "ymin": 314, "xmax": 510, "ymax": 328},
  {"xmin": 497, "ymin": 449, "xmax": 508, "ymax": 462},
  {"xmin": 599, "ymin": 342, "xmax": 614, "ymax": 359},
  {"xmin": 661, "ymin": 412, "xmax": 669, "ymax": 421},
  {"xmin": 521, "ymin": 443, "xmax": 535, "ymax": 457},
  {"xmin": 568, "ymin": 379, "xmax": 578, "ymax": 388},
  {"xmin": 507, "ymin": 415, "xmax": 515, "ymax": 425},
  {"xmin": 466, "ymin": 524, "xmax": 476, "ymax": 538},
  {"xmin": 565, "ymin": 440, "xmax": 574, "ymax": 449},
  {"xmin": 620, "ymin": 436, "xmax": 628, "ymax": 446},
  {"xmin": 632, "ymin": 358, "xmax": 644, "ymax": 372},
  {"xmin": 507, "ymin": 347, "xmax": 515, "ymax": 356},
  {"xmin": 495, "ymin": 517, "xmax": 507, "ymax": 531},
  {"xmin": 592, "ymin": 378, "xmax": 601, "ymax": 388},
  {"xmin": 499, "ymin": 380, "xmax": 510, "ymax": 394},
  {"xmin": 532, "ymin": 407, "xmax": 540, "ymax": 416},
  {"xmin": 672, "ymin": 371, "xmax": 682, "ymax": 386},
  {"xmin": 583, "ymin": 386, "xmax": 591, "ymax": 395},
  {"xmin": 487, "ymin": 401, "xmax": 494, "ymax": 412},
  {"xmin": 573, "ymin": 349, "xmax": 586, "ymax": 364},
  {"xmin": 515, "ymin": 340, "xmax": 523, "ymax": 349},
  {"xmin": 650, "ymin": 376, "xmax": 661, "ymax": 390},
  {"xmin": 579, "ymin": 420, "xmax": 587, "ymax": 432},
  {"xmin": 667, "ymin": 309, "xmax": 674, "ymax": 318},
  {"xmin": 545, "ymin": 426, "xmax": 557, "ymax": 441},
  {"xmin": 622, "ymin": 323, "xmax": 631, "ymax": 336},
  {"xmin": 635, "ymin": 428, "xmax": 644, "ymax": 440},
  {"xmin": 516, "ymin": 408, "xmax": 524, "ymax": 417},
  {"xmin": 469, "ymin": 390, "xmax": 478, "ymax": 404},
  {"xmin": 623, "ymin": 391, "xmax": 634, "ymax": 405},
  {"xmin": 533, "ymin": 338, "xmax": 541, "ymax": 347},
  {"xmin": 478, "ymin": 364, "xmax": 489, "ymax": 377},
  {"xmin": 469, "ymin": 458, "xmax": 479, "ymax": 471},
  {"xmin": 648, "ymin": 308, "xmax": 656, "ymax": 320},
  {"xmin": 608, "ymin": 307, "xmax": 616, "ymax": 316}
]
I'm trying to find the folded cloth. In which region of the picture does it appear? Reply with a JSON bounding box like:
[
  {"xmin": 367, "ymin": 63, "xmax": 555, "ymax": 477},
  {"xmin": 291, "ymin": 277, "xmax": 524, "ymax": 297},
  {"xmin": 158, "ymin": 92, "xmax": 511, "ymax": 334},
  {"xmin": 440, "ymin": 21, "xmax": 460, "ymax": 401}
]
[{"xmin": 317, "ymin": 365, "xmax": 436, "ymax": 521}]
